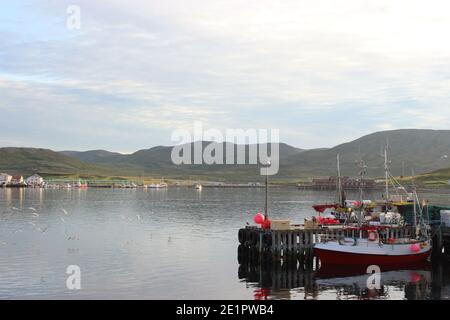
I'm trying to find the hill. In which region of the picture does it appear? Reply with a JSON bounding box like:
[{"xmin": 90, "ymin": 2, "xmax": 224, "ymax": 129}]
[
  {"xmin": 60, "ymin": 142, "xmax": 305, "ymax": 181},
  {"xmin": 415, "ymin": 167, "xmax": 450, "ymax": 188},
  {"xmin": 2, "ymin": 129, "xmax": 450, "ymax": 182},
  {"xmin": 60, "ymin": 129, "xmax": 450, "ymax": 180},
  {"xmin": 282, "ymin": 129, "xmax": 450, "ymax": 178},
  {"xmin": 60, "ymin": 150, "xmax": 123, "ymax": 163},
  {"xmin": 0, "ymin": 148, "xmax": 112, "ymax": 177}
]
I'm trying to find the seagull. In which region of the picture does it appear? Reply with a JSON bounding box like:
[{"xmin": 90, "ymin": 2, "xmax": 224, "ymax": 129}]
[
  {"xmin": 28, "ymin": 207, "xmax": 37, "ymax": 211},
  {"xmin": 29, "ymin": 212, "xmax": 40, "ymax": 217},
  {"xmin": 62, "ymin": 208, "xmax": 68, "ymax": 215},
  {"xmin": 37, "ymin": 226, "xmax": 49, "ymax": 234},
  {"xmin": 136, "ymin": 214, "xmax": 142, "ymax": 221},
  {"xmin": 11, "ymin": 207, "xmax": 20, "ymax": 211}
]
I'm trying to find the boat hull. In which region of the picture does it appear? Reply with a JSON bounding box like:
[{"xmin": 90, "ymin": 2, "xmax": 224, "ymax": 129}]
[
  {"xmin": 314, "ymin": 247, "xmax": 431, "ymax": 265},
  {"xmin": 314, "ymin": 239, "xmax": 432, "ymax": 265}
]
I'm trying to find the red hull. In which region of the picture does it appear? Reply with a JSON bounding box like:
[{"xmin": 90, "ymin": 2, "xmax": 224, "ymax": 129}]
[{"xmin": 314, "ymin": 248, "xmax": 431, "ymax": 266}]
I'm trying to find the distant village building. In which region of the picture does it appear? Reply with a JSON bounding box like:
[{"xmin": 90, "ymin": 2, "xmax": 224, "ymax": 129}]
[
  {"xmin": 298, "ymin": 176, "xmax": 376, "ymax": 190},
  {"xmin": 26, "ymin": 174, "xmax": 44, "ymax": 186},
  {"xmin": 10, "ymin": 175, "xmax": 25, "ymax": 186},
  {"xmin": 0, "ymin": 173, "xmax": 12, "ymax": 186}
]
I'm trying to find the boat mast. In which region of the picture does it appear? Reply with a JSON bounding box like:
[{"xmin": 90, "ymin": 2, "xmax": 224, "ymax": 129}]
[
  {"xmin": 411, "ymin": 169, "xmax": 418, "ymax": 237},
  {"xmin": 384, "ymin": 147, "xmax": 390, "ymax": 202},
  {"xmin": 264, "ymin": 159, "xmax": 271, "ymax": 221},
  {"xmin": 337, "ymin": 154, "xmax": 343, "ymax": 207},
  {"xmin": 357, "ymin": 158, "xmax": 367, "ymax": 230}
]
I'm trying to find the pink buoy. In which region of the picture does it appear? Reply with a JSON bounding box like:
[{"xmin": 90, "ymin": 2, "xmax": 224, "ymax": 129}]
[
  {"xmin": 410, "ymin": 243, "xmax": 421, "ymax": 253},
  {"xmin": 262, "ymin": 219, "xmax": 271, "ymax": 230},
  {"xmin": 253, "ymin": 213, "xmax": 265, "ymax": 225}
]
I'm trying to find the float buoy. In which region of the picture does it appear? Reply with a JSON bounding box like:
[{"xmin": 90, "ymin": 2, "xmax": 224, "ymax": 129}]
[
  {"xmin": 368, "ymin": 230, "xmax": 378, "ymax": 242},
  {"xmin": 410, "ymin": 243, "xmax": 421, "ymax": 253},
  {"xmin": 238, "ymin": 229, "xmax": 247, "ymax": 244},
  {"xmin": 253, "ymin": 213, "xmax": 265, "ymax": 225}
]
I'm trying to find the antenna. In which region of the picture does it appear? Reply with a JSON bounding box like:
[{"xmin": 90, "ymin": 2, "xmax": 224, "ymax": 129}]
[
  {"xmin": 356, "ymin": 156, "xmax": 367, "ymax": 229},
  {"xmin": 337, "ymin": 154, "xmax": 343, "ymax": 207},
  {"xmin": 411, "ymin": 168, "xmax": 418, "ymax": 237},
  {"xmin": 384, "ymin": 147, "xmax": 390, "ymax": 202}
]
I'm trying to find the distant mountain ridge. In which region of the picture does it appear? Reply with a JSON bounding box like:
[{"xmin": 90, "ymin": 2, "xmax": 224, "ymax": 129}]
[
  {"xmin": 2, "ymin": 129, "xmax": 450, "ymax": 181},
  {"xmin": 0, "ymin": 147, "xmax": 111, "ymax": 176},
  {"xmin": 60, "ymin": 150, "xmax": 123, "ymax": 163}
]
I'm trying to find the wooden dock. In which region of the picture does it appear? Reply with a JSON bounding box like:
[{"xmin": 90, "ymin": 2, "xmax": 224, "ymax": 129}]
[{"xmin": 238, "ymin": 224, "xmax": 449, "ymax": 263}]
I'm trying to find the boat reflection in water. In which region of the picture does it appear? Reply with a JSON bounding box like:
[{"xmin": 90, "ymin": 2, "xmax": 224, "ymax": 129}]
[
  {"xmin": 315, "ymin": 262, "xmax": 432, "ymax": 300},
  {"xmin": 237, "ymin": 247, "xmax": 450, "ymax": 300}
]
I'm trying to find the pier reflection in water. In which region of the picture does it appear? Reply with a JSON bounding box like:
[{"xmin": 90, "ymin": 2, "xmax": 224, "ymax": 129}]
[{"xmin": 238, "ymin": 247, "xmax": 450, "ymax": 300}]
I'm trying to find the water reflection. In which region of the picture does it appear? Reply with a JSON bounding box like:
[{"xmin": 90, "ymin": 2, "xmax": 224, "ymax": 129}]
[
  {"xmin": 1, "ymin": 187, "xmax": 449, "ymax": 299},
  {"xmin": 238, "ymin": 248, "xmax": 450, "ymax": 300}
]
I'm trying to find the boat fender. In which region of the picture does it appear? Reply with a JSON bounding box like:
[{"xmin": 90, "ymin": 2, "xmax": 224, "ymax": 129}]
[
  {"xmin": 238, "ymin": 229, "xmax": 246, "ymax": 244},
  {"xmin": 368, "ymin": 230, "xmax": 378, "ymax": 242},
  {"xmin": 410, "ymin": 243, "xmax": 421, "ymax": 253},
  {"xmin": 249, "ymin": 230, "xmax": 258, "ymax": 246}
]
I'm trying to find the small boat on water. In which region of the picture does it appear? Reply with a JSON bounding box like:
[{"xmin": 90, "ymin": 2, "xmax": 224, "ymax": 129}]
[
  {"xmin": 195, "ymin": 184, "xmax": 202, "ymax": 190},
  {"xmin": 76, "ymin": 180, "xmax": 88, "ymax": 188},
  {"xmin": 148, "ymin": 179, "xmax": 168, "ymax": 189}
]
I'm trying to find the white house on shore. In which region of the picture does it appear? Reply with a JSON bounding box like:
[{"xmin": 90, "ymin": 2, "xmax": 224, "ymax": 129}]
[
  {"xmin": 26, "ymin": 174, "xmax": 44, "ymax": 186},
  {"xmin": 10, "ymin": 175, "xmax": 25, "ymax": 186},
  {"xmin": 0, "ymin": 173, "xmax": 12, "ymax": 186}
]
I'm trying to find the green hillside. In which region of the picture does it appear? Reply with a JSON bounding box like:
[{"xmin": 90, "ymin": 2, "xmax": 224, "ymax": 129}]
[
  {"xmin": 282, "ymin": 129, "xmax": 450, "ymax": 178},
  {"xmin": 3, "ymin": 130, "xmax": 450, "ymax": 183},
  {"xmin": 60, "ymin": 129, "xmax": 450, "ymax": 180},
  {"xmin": 415, "ymin": 167, "xmax": 450, "ymax": 188},
  {"xmin": 0, "ymin": 148, "xmax": 113, "ymax": 177}
]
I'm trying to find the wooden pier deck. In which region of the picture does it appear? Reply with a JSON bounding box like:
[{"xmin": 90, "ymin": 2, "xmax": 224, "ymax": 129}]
[{"xmin": 238, "ymin": 224, "xmax": 449, "ymax": 263}]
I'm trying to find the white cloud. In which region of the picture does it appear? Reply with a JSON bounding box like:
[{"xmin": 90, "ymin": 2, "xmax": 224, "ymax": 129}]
[{"xmin": 1, "ymin": 0, "xmax": 450, "ymax": 150}]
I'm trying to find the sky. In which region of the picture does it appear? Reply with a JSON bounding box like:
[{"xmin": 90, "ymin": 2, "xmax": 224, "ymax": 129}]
[{"xmin": 1, "ymin": 0, "xmax": 450, "ymax": 153}]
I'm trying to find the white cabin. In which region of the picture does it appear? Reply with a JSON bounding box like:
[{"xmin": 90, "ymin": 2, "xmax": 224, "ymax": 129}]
[
  {"xmin": 0, "ymin": 173, "xmax": 12, "ymax": 186},
  {"xmin": 26, "ymin": 174, "xmax": 44, "ymax": 186}
]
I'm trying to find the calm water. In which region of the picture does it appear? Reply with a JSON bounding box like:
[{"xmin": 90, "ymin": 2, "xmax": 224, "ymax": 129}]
[{"xmin": 0, "ymin": 187, "xmax": 449, "ymax": 300}]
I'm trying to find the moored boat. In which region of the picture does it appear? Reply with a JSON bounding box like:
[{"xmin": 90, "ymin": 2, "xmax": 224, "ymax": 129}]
[
  {"xmin": 314, "ymin": 236, "xmax": 432, "ymax": 265},
  {"xmin": 314, "ymin": 146, "xmax": 432, "ymax": 266},
  {"xmin": 148, "ymin": 179, "xmax": 168, "ymax": 189}
]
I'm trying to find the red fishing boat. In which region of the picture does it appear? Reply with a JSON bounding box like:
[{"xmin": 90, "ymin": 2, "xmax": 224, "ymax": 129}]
[
  {"xmin": 314, "ymin": 236, "xmax": 431, "ymax": 265},
  {"xmin": 314, "ymin": 148, "xmax": 432, "ymax": 266}
]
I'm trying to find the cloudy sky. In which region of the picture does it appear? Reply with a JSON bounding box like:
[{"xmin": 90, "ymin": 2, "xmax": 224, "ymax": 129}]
[{"xmin": 1, "ymin": 0, "xmax": 450, "ymax": 152}]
